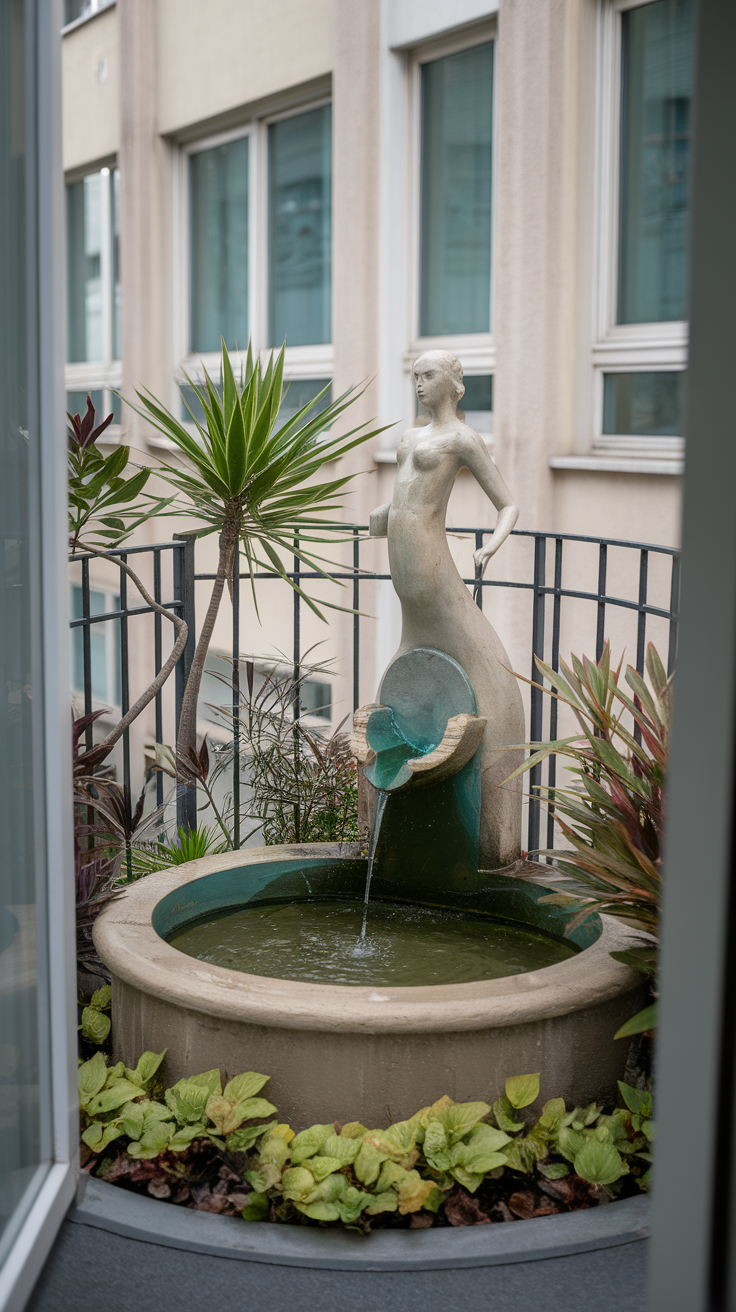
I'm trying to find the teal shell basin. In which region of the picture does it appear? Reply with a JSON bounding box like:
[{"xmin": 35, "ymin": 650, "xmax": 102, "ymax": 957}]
[{"xmin": 154, "ymin": 858, "xmax": 598, "ymax": 989}]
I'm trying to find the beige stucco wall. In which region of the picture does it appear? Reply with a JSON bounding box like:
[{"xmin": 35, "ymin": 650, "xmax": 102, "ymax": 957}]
[
  {"xmin": 62, "ymin": 6, "xmax": 120, "ymax": 171},
  {"xmin": 155, "ymin": 0, "xmax": 334, "ymax": 135}
]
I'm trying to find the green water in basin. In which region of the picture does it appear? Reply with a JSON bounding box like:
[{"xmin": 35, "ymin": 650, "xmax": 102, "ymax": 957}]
[{"xmin": 167, "ymin": 898, "xmax": 578, "ymax": 987}]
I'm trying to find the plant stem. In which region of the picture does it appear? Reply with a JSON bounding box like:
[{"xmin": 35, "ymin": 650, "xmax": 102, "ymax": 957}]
[
  {"xmin": 71, "ymin": 544, "xmax": 188, "ymax": 760},
  {"xmin": 175, "ymin": 517, "xmax": 237, "ymax": 774}
]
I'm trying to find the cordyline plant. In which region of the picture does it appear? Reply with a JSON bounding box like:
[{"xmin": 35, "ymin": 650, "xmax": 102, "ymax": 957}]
[
  {"xmin": 505, "ymin": 640, "xmax": 670, "ymax": 1037},
  {"xmin": 68, "ymin": 396, "xmax": 187, "ymax": 774},
  {"xmin": 129, "ymin": 341, "xmax": 386, "ymax": 776}
]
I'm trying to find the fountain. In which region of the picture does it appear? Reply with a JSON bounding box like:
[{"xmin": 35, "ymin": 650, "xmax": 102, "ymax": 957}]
[{"xmin": 94, "ymin": 351, "xmax": 644, "ymax": 1128}]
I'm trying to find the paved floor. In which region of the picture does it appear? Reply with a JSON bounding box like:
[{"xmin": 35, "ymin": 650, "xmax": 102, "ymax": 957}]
[{"xmin": 28, "ymin": 1220, "xmax": 648, "ymax": 1312}]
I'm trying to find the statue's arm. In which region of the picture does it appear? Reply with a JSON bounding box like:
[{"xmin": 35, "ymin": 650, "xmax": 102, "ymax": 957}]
[
  {"xmin": 369, "ymin": 502, "xmax": 391, "ymax": 538},
  {"xmin": 458, "ymin": 434, "xmax": 519, "ymax": 571}
]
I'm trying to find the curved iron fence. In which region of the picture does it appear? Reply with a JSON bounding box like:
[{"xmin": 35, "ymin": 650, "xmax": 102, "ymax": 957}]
[{"xmin": 69, "ymin": 528, "xmax": 680, "ymax": 856}]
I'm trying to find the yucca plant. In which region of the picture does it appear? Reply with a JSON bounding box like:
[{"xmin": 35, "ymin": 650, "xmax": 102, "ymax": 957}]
[
  {"xmin": 506, "ymin": 641, "xmax": 671, "ymax": 1036},
  {"xmin": 130, "ymin": 823, "xmax": 229, "ymax": 880},
  {"xmin": 131, "ymin": 341, "xmax": 385, "ymax": 776}
]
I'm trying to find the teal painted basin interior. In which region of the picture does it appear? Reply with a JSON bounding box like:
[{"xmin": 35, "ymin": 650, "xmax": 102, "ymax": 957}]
[{"xmin": 152, "ymin": 859, "xmax": 601, "ymax": 968}]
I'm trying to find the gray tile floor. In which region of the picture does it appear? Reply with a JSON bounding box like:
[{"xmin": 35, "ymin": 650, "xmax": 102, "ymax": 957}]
[{"xmin": 28, "ymin": 1221, "xmax": 648, "ymax": 1312}]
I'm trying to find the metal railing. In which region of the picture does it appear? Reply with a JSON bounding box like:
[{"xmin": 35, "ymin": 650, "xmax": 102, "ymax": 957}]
[
  {"xmin": 69, "ymin": 527, "xmax": 680, "ymax": 856},
  {"xmin": 69, "ymin": 539, "xmax": 190, "ymax": 813}
]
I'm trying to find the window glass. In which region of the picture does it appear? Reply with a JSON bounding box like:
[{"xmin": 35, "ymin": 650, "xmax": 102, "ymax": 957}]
[
  {"xmin": 66, "ymin": 167, "xmax": 119, "ymax": 363},
  {"xmin": 112, "ymin": 167, "xmax": 120, "ymax": 361},
  {"xmin": 67, "ymin": 390, "xmax": 104, "ymax": 421},
  {"xmin": 301, "ymin": 679, "xmax": 331, "ymax": 721},
  {"xmin": 67, "ymin": 172, "xmax": 102, "ymax": 361},
  {"xmin": 189, "ymin": 136, "xmax": 249, "ymax": 354},
  {"xmin": 277, "ymin": 378, "xmax": 331, "ymax": 427},
  {"xmin": 71, "ymin": 588, "xmax": 121, "ymax": 704},
  {"xmin": 63, "ymin": 0, "xmax": 106, "ymax": 23},
  {"xmin": 420, "ymin": 43, "xmax": 493, "ymax": 337},
  {"xmin": 0, "ymin": 0, "xmax": 48, "ymax": 1258},
  {"xmin": 268, "ymin": 106, "xmax": 332, "ymax": 347},
  {"xmin": 617, "ymin": 0, "xmax": 694, "ymax": 324},
  {"xmin": 602, "ymin": 370, "xmax": 685, "ymax": 436}
]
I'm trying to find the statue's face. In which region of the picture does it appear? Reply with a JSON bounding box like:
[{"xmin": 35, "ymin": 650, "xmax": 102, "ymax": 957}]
[{"xmin": 413, "ymin": 359, "xmax": 454, "ymax": 412}]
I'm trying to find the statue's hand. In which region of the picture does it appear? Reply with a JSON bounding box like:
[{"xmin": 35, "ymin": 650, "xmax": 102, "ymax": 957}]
[
  {"xmin": 369, "ymin": 503, "xmax": 390, "ymax": 538},
  {"xmin": 473, "ymin": 505, "xmax": 518, "ymax": 573},
  {"xmin": 473, "ymin": 539, "xmax": 501, "ymax": 574}
]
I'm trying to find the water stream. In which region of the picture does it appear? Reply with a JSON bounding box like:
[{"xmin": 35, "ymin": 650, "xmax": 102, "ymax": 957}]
[{"xmin": 355, "ymin": 791, "xmax": 387, "ymax": 950}]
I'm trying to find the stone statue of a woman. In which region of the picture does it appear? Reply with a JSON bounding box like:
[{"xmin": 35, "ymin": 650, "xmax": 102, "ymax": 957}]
[{"xmin": 369, "ymin": 350, "xmax": 525, "ymax": 870}]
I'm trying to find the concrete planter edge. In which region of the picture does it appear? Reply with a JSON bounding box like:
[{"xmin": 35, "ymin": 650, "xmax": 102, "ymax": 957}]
[{"xmin": 71, "ymin": 1177, "xmax": 650, "ymax": 1272}]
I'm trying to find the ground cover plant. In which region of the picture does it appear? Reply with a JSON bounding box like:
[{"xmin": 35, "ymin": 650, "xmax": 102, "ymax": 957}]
[{"xmin": 79, "ymin": 1049, "xmax": 653, "ymax": 1231}]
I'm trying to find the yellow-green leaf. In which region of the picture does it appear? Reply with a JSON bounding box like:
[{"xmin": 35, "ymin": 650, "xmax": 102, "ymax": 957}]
[
  {"xmin": 505, "ymin": 1073, "xmax": 540, "ymax": 1109},
  {"xmin": 223, "ymin": 1072, "xmax": 270, "ymax": 1102}
]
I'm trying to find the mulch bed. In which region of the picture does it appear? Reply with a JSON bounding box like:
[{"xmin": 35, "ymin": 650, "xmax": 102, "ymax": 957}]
[{"xmin": 82, "ymin": 1138, "xmax": 640, "ymax": 1231}]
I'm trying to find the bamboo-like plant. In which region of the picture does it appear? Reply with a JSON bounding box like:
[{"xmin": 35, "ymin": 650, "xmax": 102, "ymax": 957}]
[
  {"xmin": 505, "ymin": 641, "xmax": 670, "ymax": 1035},
  {"xmin": 131, "ymin": 341, "xmax": 386, "ymax": 775}
]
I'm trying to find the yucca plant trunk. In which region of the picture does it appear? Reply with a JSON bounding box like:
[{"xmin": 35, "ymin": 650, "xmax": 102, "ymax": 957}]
[{"xmin": 176, "ymin": 518, "xmax": 237, "ymax": 784}]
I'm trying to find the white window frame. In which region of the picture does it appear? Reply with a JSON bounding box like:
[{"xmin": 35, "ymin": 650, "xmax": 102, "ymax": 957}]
[
  {"xmin": 64, "ymin": 160, "xmax": 122, "ymax": 441},
  {"xmin": 171, "ymin": 97, "xmax": 333, "ymax": 431},
  {"xmin": 61, "ymin": 0, "xmax": 115, "ymax": 37},
  {"xmin": 592, "ymin": 0, "xmax": 688, "ymax": 457},
  {"xmin": 383, "ymin": 21, "xmax": 497, "ymax": 450}
]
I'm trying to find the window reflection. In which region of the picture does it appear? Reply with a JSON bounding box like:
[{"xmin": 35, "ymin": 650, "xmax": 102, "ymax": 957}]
[{"xmin": 617, "ymin": 0, "xmax": 694, "ymax": 325}]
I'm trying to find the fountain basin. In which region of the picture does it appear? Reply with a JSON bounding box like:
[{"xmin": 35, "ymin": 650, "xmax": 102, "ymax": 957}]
[{"xmin": 93, "ymin": 844, "xmax": 646, "ymax": 1128}]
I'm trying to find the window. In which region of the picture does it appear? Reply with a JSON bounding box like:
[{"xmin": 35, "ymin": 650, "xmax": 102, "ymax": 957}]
[
  {"xmin": 419, "ymin": 43, "xmax": 493, "ymax": 338},
  {"xmin": 189, "ymin": 136, "xmax": 249, "ymax": 354},
  {"xmin": 65, "ymin": 165, "xmax": 121, "ymax": 431},
  {"xmin": 593, "ymin": 0, "xmax": 693, "ymax": 452},
  {"xmin": 178, "ymin": 103, "xmax": 332, "ymax": 433},
  {"xmin": 62, "ymin": 0, "xmax": 114, "ymax": 28},
  {"xmin": 617, "ymin": 0, "xmax": 692, "ymax": 325},
  {"xmin": 269, "ymin": 106, "xmax": 332, "ymax": 348},
  {"xmin": 398, "ymin": 30, "xmax": 495, "ymax": 452}
]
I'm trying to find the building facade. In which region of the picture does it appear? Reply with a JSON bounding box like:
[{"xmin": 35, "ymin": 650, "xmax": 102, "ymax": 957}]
[{"xmin": 62, "ymin": 0, "xmax": 689, "ymax": 750}]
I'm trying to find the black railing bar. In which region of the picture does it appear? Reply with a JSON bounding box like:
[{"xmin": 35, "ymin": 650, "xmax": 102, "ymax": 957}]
[
  {"xmin": 81, "ymin": 557, "xmax": 93, "ymax": 753},
  {"xmin": 293, "ymin": 542, "xmax": 301, "ymax": 844},
  {"xmin": 528, "ymin": 536, "xmax": 546, "ymax": 857},
  {"xmin": 636, "ymin": 550, "xmax": 649, "ymax": 677},
  {"xmin": 119, "ymin": 554, "xmax": 132, "ymax": 867},
  {"xmin": 352, "ymin": 529, "xmax": 360, "ymax": 711},
  {"xmin": 453, "ymin": 528, "xmax": 679, "ymax": 555},
  {"xmin": 232, "ymin": 546, "xmax": 241, "ymax": 849},
  {"xmin": 596, "ymin": 544, "xmax": 608, "ymax": 663},
  {"xmin": 68, "ymin": 541, "xmax": 183, "ymax": 562},
  {"xmin": 337, "ymin": 525, "xmax": 680, "ymax": 557},
  {"xmin": 69, "ymin": 598, "xmax": 184, "ymax": 627},
  {"xmin": 191, "ymin": 565, "xmax": 674, "ymax": 624},
  {"xmin": 68, "ymin": 530, "xmax": 679, "ymax": 563},
  {"xmin": 153, "ymin": 552, "xmax": 164, "ymax": 809},
  {"xmin": 517, "ymin": 586, "xmax": 673, "ymax": 619},
  {"xmin": 191, "ymin": 568, "xmax": 676, "ymax": 619},
  {"xmin": 546, "ymin": 537, "xmax": 564, "ymax": 853},
  {"xmin": 667, "ymin": 555, "xmax": 681, "ymax": 676},
  {"xmin": 282, "ymin": 525, "xmax": 680, "ymax": 556}
]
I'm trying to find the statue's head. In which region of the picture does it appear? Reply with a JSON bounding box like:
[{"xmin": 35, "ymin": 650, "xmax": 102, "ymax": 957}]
[{"xmin": 413, "ymin": 351, "xmax": 465, "ymax": 413}]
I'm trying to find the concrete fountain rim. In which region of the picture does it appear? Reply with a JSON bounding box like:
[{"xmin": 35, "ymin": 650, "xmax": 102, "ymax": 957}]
[{"xmin": 93, "ymin": 843, "xmax": 642, "ymax": 1034}]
